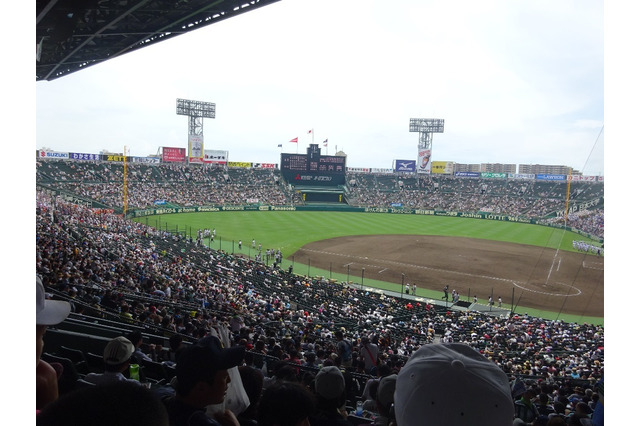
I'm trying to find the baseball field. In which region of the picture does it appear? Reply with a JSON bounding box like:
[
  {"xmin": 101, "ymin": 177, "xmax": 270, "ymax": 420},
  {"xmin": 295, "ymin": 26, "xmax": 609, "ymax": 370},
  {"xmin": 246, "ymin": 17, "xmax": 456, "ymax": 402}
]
[{"xmin": 135, "ymin": 211, "xmax": 604, "ymax": 324}]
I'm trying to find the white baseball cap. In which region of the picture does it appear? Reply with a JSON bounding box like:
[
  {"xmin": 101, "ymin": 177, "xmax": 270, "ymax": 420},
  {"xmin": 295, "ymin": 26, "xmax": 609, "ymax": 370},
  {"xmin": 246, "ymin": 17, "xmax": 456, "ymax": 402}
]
[
  {"xmin": 36, "ymin": 276, "xmax": 71, "ymax": 325},
  {"xmin": 394, "ymin": 343, "xmax": 514, "ymax": 426}
]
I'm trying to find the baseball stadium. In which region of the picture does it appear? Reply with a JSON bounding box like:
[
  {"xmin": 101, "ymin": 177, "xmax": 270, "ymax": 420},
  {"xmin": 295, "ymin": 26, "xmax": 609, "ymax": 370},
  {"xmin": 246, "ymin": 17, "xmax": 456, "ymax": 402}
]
[{"xmin": 35, "ymin": 1, "xmax": 605, "ymax": 425}]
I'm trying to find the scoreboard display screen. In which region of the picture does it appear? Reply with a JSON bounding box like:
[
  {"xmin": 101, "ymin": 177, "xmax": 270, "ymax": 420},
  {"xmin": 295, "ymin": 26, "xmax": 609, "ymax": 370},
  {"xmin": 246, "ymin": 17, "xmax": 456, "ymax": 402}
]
[
  {"xmin": 281, "ymin": 152, "xmax": 346, "ymax": 186},
  {"xmin": 281, "ymin": 154, "xmax": 308, "ymax": 171}
]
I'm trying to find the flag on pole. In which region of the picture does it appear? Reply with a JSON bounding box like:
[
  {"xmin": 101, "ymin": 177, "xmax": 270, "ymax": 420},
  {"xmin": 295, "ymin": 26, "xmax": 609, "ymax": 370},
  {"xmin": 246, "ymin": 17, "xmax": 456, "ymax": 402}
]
[
  {"xmin": 308, "ymin": 129, "xmax": 313, "ymax": 134},
  {"xmin": 323, "ymin": 139, "xmax": 328, "ymax": 147},
  {"xmin": 289, "ymin": 137, "xmax": 298, "ymax": 143},
  {"xmin": 278, "ymin": 144, "xmax": 283, "ymax": 148}
]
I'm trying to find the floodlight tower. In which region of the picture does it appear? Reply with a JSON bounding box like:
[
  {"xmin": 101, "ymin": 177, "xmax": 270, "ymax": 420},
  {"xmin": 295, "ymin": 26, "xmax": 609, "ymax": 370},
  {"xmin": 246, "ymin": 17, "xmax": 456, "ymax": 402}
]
[
  {"xmin": 176, "ymin": 98, "xmax": 216, "ymax": 136},
  {"xmin": 409, "ymin": 118, "xmax": 444, "ymax": 172}
]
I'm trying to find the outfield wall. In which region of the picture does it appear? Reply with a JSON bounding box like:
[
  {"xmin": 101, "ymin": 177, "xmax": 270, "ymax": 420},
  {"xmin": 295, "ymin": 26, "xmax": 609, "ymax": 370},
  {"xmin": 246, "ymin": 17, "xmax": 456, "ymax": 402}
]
[{"xmin": 127, "ymin": 204, "xmax": 603, "ymax": 244}]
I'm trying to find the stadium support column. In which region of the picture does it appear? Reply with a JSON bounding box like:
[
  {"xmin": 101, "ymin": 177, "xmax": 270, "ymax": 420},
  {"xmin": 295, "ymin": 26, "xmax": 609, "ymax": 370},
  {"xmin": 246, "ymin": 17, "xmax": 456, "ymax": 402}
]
[{"xmin": 409, "ymin": 118, "xmax": 444, "ymax": 173}]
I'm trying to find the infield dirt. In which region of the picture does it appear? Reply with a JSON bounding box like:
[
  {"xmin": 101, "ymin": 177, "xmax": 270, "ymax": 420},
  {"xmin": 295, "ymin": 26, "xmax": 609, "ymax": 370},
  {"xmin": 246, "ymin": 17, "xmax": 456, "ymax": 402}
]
[{"xmin": 292, "ymin": 235, "xmax": 604, "ymax": 317}]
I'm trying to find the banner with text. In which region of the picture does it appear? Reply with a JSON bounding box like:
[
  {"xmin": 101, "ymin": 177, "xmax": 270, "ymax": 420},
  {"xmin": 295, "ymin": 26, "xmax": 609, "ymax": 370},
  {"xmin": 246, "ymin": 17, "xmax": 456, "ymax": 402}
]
[
  {"xmin": 417, "ymin": 149, "xmax": 432, "ymax": 173},
  {"xmin": 162, "ymin": 147, "xmax": 186, "ymax": 163},
  {"xmin": 38, "ymin": 150, "xmax": 69, "ymax": 160},
  {"xmin": 204, "ymin": 149, "xmax": 228, "ymax": 164},
  {"xmin": 431, "ymin": 161, "xmax": 454, "ymax": 175},
  {"xmin": 394, "ymin": 159, "xmax": 416, "ymax": 173},
  {"xmin": 188, "ymin": 134, "xmax": 203, "ymax": 162}
]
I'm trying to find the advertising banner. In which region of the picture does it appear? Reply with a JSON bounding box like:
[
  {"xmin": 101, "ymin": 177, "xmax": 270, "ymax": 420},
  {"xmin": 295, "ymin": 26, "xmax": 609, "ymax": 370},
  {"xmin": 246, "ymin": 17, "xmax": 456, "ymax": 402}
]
[
  {"xmin": 228, "ymin": 161, "xmax": 252, "ymax": 168},
  {"xmin": 455, "ymin": 171, "xmax": 481, "ymax": 178},
  {"xmin": 69, "ymin": 152, "xmax": 101, "ymax": 161},
  {"xmin": 508, "ymin": 173, "xmax": 536, "ymax": 180},
  {"xmin": 347, "ymin": 167, "xmax": 371, "ymax": 173},
  {"xmin": 568, "ymin": 175, "xmax": 603, "ymax": 183},
  {"xmin": 431, "ymin": 161, "xmax": 454, "ymax": 175},
  {"xmin": 394, "ymin": 160, "xmax": 416, "ymax": 173},
  {"xmin": 481, "ymin": 172, "xmax": 507, "ymax": 179},
  {"xmin": 162, "ymin": 147, "xmax": 186, "ymax": 163},
  {"xmin": 281, "ymin": 172, "xmax": 345, "ymax": 186},
  {"xmin": 130, "ymin": 156, "xmax": 161, "ymax": 164},
  {"xmin": 188, "ymin": 134, "xmax": 203, "ymax": 159},
  {"xmin": 38, "ymin": 150, "xmax": 69, "ymax": 160},
  {"xmin": 536, "ymin": 174, "xmax": 566, "ymax": 181},
  {"xmin": 204, "ymin": 149, "xmax": 228, "ymax": 164},
  {"xmin": 103, "ymin": 154, "xmax": 127, "ymax": 162},
  {"xmin": 253, "ymin": 163, "xmax": 277, "ymax": 169},
  {"xmin": 417, "ymin": 149, "xmax": 431, "ymax": 173}
]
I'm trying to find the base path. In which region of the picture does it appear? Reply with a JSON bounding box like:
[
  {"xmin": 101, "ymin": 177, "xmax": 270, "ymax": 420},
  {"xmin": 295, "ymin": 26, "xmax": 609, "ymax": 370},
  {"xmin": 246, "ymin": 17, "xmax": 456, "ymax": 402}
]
[{"xmin": 292, "ymin": 235, "xmax": 604, "ymax": 318}]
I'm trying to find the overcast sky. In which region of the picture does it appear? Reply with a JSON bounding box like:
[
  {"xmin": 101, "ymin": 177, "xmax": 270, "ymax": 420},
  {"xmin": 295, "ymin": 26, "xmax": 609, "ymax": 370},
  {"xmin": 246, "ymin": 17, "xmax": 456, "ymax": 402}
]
[{"xmin": 35, "ymin": 0, "xmax": 605, "ymax": 175}]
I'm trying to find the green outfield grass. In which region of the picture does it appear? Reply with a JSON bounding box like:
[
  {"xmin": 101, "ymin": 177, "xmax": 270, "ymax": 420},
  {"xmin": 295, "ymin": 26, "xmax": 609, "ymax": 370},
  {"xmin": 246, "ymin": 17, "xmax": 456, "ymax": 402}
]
[
  {"xmin": 137, "ymin": 211, "xmax": 591, "ymax": 255},
  {"xmin": 134, "ymin": 211, "xmax": 603, "ymax": 324}
]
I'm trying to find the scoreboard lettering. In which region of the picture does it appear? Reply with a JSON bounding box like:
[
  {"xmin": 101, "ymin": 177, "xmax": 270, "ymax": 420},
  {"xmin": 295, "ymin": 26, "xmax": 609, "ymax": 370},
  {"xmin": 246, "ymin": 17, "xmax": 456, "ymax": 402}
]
[
  {"xmin": 281, "ymin": 154, "xmax": 308, "ymax": 171},
  {"xmin": 281, "ymin": 153, "xmax": 345, "ymax": 186}
]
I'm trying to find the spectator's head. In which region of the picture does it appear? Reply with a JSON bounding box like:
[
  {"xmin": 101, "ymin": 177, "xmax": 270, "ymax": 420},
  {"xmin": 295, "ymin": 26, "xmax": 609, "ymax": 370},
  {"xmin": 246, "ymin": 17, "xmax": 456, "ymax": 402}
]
[
  {"xmin": 174, "ymin": 335, "xmax": 245, "ymax": 407},
  {"xmin": 238, "ymin": 365, "xmax": 264, "ymax": 420},
  {"xmin": 376, "ymin": 374, "xmax": 397, "ymax": 418},
  {"xmin": 169, "ymin": 333, "xmax": 183, "ymax": 352},
  {"xmin": 37, "ymin": 276, "xmax": 71, "ymax": 363},
  {"xmin": 313, "ymin": 366, "xmax": 346, "ymax": 410},
  {"xmin": 547, "ymin": 416, "xmax": 568, "ymax": 426},
  {"xmin": 553, "ymin": 401, "xmax": 567, "ymax": 416},
  {"xmin": 394, "ymin": 343, "xmax": 513, "ymax": 426},
  {"xmin": 273, "ymin": 363, "xmax": 298, "ymax": 382},
  {"xmin": 36, "ymin": 381, "xmax": 169, "ymax": 426},
  {"xmin": 257, "ymin": 381, "xmax": 315, "ymax": 426},
  {"xmin": 37, "ymin": 276, "xmax": 71, "ymax": 326},
  {"xmin": 103, "ymin": 336, "xmax": 135, "ymax": 372},
  {"xmin": 575, "ymin": 401, "xmax": 592, "ymax": 416},
  {"xmin": 126, "ymin": 330, "xmax": 143, "ymax": 348}
]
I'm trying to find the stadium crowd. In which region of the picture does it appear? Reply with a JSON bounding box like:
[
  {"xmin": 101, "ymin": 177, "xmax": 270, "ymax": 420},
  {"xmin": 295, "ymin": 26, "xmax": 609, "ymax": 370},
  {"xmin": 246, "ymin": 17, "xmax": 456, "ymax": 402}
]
[
  {"xmin": 36, "ymin": 187, "xmax": 604, "ymax": 425},
  {"xmin": 36, "ymin": 159, "xmax": 604, "ymax": 239}
]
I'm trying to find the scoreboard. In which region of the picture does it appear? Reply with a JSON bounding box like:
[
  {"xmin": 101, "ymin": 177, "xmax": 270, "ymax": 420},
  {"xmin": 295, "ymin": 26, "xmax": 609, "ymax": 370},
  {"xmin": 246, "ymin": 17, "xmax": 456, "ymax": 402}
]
[{"xmin": 280, "ymin": 145, "xmax": 346, "ymax": 186}]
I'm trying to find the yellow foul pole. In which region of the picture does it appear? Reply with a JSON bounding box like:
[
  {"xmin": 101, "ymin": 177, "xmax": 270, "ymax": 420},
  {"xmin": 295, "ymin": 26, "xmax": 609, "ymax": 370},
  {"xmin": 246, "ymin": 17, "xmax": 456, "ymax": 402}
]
[
  {"xmin": 563, "ymin": 168, "xmax": 572, "ymax": 223},
  {"xmin": 124, "ymin": 146, "xmax": 128, "ymax": 215}
]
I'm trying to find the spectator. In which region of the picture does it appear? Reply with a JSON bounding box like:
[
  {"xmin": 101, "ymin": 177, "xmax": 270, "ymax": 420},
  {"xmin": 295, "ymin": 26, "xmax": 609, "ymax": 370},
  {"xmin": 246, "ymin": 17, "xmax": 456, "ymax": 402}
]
[
  {"xmin": 83, "ymin": 336, "xmax": 142, "ymax": 387},
  {"xmin": 360, "ymin": 363, "xmax": 391, "ymax": 408},
  {"xmin": 335, "ymin": 330, "xmax": 352, "ymax": 368},
  {"xmin": 373, "ymin": 374, "xmax": 397, "ymax": 426},
  {"xmin": 236, "ymin": 366, "xmax": 264, "ymax": 426},
  {"xmin": 37, "ymin": 276, "xmax": 71, "ymax": 411},
  {"xmin": 359, "ymin": 337, "xmax": 379, "ymax": 374},
  {"xmin": 309, "ymin": 366, "xmax": 350, "ymax": 426},
  {"xmin": 393, "ymin": 343, "xmax": 514, "ymax": 426},
  {"xmin": 162, "ymin": 335, "xmax": 245, "ymax": 426},
  {"xmin": 36, "ymin": 381, "xmax": 169, "ymax": 426},
  {"xmin": 515, "ymin": 389, "xmax": 541, "ymax": 423},
  {"xmin": 127, "ymin": 330, "xmax": 154, "ymax": 363},
  {"xmin": 257, "ymin": 380, "xmax": 315, "ymax": 426},
  {"xmin": 361, "ymin": 380, "xmax": 380, "ymax": 413}
]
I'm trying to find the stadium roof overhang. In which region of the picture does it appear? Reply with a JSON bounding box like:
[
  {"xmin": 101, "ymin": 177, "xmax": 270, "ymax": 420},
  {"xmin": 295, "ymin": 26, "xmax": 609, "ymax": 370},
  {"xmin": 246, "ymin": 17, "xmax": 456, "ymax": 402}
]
[{"xmin": 36, "ymin": 0, "xmax": 281, "ymax": 82}]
